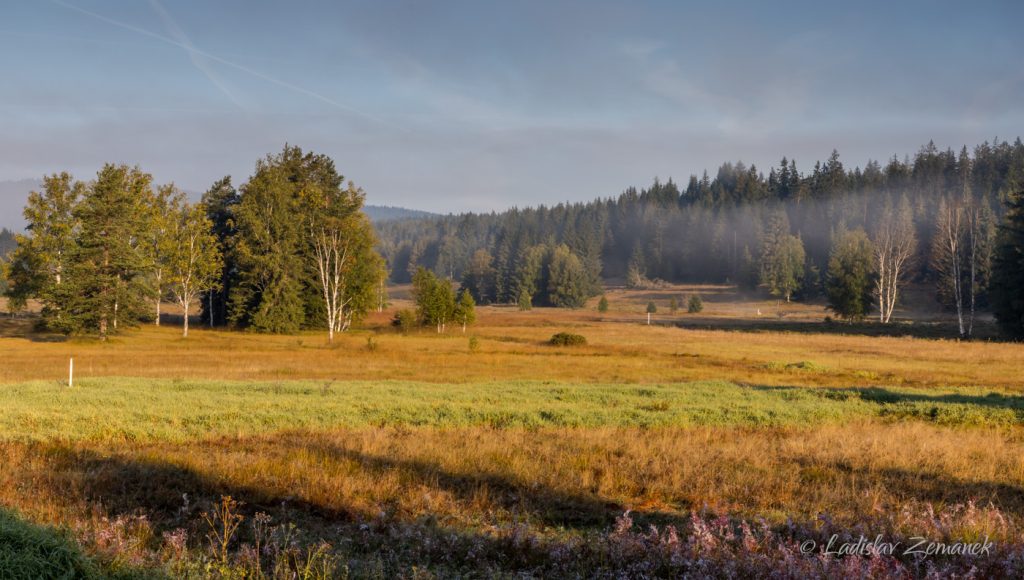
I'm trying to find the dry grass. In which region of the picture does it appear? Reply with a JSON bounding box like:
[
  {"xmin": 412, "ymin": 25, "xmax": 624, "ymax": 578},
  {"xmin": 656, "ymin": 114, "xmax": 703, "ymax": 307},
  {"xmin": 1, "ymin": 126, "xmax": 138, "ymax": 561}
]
[
  {"xmin": 1, "ymin": 284, "xmax": 1022, "ymax": 576},
  {"xmin": 1, "ymin": 423, "xmax": 1023, "ymax": 576},
  {"xmin": 0, "ymin": 287, "xmax": 1021, "ymax": 389}
]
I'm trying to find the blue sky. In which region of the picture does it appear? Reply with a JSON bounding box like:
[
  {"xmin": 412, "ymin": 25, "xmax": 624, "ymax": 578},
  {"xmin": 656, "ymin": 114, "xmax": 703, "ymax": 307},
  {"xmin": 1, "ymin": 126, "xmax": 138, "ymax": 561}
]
[{"xmin": 1, "ymin": 0, "xmax": 1021, "ymax": 213}]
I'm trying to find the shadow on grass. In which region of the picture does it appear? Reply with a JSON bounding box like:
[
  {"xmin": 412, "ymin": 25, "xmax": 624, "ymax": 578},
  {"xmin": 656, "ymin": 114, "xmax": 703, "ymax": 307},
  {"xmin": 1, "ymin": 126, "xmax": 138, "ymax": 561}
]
[
  {"xmin": 24, "ymin": 442, "xmax": 642, "ymax": 574},
  {"xmin": 0, "ymin": 315, "xmax": 68, "ymax": 342},
  {"xmin": 314, "ymin": 442, "xmax": 625, "ymax": 527},
  {"xmin": 795, "ymin": 459, "xmax": 1024, "ymax": 510},
  {"xmin": 11, "ymin": 433, "xmax": 1024, "ymax": 576},
  {"xmin": 753, "ymin": 384, "xmax": 1024, "ymax": 415},
  {"xmin": 668, "ymin": 317, "xmax": 1001, "ymax": 340}
]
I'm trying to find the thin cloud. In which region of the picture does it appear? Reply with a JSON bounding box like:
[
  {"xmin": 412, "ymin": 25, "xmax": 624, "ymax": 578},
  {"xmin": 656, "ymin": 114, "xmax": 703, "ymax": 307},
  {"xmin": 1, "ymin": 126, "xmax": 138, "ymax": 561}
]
[
  {"xmin": 147, "ymin": 0, "xmax": 245, "ymax": 110},
  {"xmin": 50, "ymin": 0, "xmax": 396, "ymax": 127}
]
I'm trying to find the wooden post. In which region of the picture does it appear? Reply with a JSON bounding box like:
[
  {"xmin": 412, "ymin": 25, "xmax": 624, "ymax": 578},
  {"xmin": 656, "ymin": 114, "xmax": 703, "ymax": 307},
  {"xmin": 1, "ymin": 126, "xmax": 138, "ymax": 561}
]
[{"xmin": 68, "ymin": 357, "xmax": 74, "ymax": 388}]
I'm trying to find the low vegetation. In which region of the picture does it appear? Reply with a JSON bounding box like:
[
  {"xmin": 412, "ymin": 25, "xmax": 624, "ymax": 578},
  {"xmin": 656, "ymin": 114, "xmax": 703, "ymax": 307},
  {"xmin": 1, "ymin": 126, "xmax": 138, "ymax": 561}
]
[
  {"xmin": 548, "ymin": 332, "xmax": 587, "ymax": 346},
  {"xmin": 0, "ymin": 285, "xmax": 1022, "ymax": 577}
]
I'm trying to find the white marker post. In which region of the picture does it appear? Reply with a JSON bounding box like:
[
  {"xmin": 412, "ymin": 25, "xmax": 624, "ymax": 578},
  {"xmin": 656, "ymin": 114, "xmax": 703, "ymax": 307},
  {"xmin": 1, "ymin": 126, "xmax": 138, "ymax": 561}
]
[
  {"xmin": 647, "ymin": 312, "xmax": 651, "ymax": 326},
  {"xmin": 68, "ymin": 357, "xmax": 73, "ymax": 388}
]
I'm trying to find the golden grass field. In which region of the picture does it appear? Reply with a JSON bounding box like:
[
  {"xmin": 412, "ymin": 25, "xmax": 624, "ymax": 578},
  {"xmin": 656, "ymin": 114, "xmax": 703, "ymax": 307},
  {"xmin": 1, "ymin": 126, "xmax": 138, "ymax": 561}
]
[{"xmin": 1, "ymin": 284, "xmax": 1023, "ymax": 578}]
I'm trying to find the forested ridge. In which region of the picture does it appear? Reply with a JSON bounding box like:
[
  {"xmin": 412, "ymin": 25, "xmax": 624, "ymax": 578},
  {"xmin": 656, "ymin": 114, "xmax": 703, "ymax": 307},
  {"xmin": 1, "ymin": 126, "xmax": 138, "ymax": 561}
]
[
  {"xmin": 377, "ymin": 138, "xmax": 1024, "ymax": 336},
  {"xmin": 4, "ymin": 139, "xmax": 1024, "ymax": 339}
]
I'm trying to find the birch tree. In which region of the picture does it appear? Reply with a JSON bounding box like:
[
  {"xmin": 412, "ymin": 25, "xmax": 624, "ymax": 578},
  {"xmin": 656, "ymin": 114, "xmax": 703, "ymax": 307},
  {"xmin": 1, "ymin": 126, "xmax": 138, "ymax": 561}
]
[
  {"xmin": 144, "ymin": 184, "xmax": 183, "ymax": 326},
  {"xmin": 872, "ymin": 196, "xmax": 916, "ymax": 323},
  {"xmin": 932, "ymin": 197, "xmax": 966, "ymax": 336},
  {"xmin": 301, "ymin": 180, "xmax": 372, "ymax": 342},
  {"xmin": 167, "ymin": 200, "xmax": 222, "ymax": 338},
  {"xmin": 7, "ymin": 173, "xmax": 82, "ymax": 319}
]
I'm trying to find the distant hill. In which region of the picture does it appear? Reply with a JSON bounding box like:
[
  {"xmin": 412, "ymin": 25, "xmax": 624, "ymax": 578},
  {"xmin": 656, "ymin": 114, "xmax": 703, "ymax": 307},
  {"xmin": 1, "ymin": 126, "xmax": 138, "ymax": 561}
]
[
  {"xmin": 0, "ymin": 179, "xmax": 436, "ymax": 229},
  {"xmin": 363, "ymin": 205, "xmax": 439, "ymax": 222},
  {"xmin": 0, "ymin": 179, "xmax": 38, "ymax": 230}
]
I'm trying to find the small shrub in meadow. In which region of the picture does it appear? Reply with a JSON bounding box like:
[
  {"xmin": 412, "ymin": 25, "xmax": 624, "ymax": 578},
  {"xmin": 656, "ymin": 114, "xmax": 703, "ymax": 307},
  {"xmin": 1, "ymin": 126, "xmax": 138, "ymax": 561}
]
[
  {"xmin": 687, "ymin": 295, "xmax": 703, "ymax": 313},
  {"xmin": 518, "ymin": 289, "xmax": 533, "ymax": 311},
  {"xmin": 550, "ymin": 332, "xmax": 587, "ymax": 346},
  {"xmin": 597, "ymin": 296, "xmax": 609, "ymax": 313},
  {"xmin": 366, "ymin": 336, "xmax": 378, "ymax": 352},
  {"xmin": 468, "ymin": 336, "xmax": 481, "ymax": 354},
  {"xmin": 391, "ymin": 309, "xmax": 416, "ymax": 333},
  {"xmin": 646, "ymin": 301, "xmax": 657, "ymax": 314}
]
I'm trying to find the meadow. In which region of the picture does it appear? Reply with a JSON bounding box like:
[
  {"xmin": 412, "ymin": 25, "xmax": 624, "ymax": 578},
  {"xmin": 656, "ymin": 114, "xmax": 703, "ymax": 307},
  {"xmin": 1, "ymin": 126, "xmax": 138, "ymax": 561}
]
[{"xmin": 1, "ymin": 285, "xmax": 1023, "ymax": 578}]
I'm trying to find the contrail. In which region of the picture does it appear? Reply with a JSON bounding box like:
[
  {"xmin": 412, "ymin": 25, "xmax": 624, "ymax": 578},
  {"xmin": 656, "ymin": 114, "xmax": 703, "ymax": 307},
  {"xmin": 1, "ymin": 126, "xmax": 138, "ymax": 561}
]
[
  {"xmin": 147, "ymin": 0, "xmax": 245, "ymax": 110},
  {"xmin": 51, "ymin": 0, "xmax": 395, "ymax": 127}
]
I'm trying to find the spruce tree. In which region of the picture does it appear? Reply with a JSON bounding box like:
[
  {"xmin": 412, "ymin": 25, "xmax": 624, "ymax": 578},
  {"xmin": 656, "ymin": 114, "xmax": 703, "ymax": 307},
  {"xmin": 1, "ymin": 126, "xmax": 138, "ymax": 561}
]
[
  {"xmin": 546, "ymin": 244, "xmax": 589, "ymax": 308},
  {"xmin": 64, "ymin": 165, "xmax": 152, "ymax": 339},
  {"xmin": 199, "ymin": 176, "xmax": 239, "ymax": 327},
  {"xmin": 825, "ymin": 229, "xmax": 875, "ymax": 321},
  {"xmin": 991, "ymin": 188, "xmax": 1024, "ymax": 339}
]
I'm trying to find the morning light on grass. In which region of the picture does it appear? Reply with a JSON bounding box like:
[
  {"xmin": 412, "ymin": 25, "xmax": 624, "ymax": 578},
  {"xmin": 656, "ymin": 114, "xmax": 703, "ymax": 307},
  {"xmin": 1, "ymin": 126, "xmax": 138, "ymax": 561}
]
[{"xmin": 2, "ymin": 1, "xmax": 1024, "ymax": 579}]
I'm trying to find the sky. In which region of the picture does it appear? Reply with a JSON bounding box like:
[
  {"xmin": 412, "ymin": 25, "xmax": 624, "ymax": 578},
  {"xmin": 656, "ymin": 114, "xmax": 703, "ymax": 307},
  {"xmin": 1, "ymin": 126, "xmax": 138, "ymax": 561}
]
[{"xmin": 1, "ymin": 0, "xmax": 1022, "ymax": 217}]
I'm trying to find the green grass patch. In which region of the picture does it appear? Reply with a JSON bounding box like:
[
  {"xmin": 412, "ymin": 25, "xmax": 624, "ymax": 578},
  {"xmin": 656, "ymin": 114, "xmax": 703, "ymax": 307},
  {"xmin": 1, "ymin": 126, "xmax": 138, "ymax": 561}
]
[
  {"xmin": 0, "ymin": 508, "xmax": 101, "ymax": 579},
  {"xmin": 0, "ymin": 379, "xmax": 1021, "ymax": 443}
]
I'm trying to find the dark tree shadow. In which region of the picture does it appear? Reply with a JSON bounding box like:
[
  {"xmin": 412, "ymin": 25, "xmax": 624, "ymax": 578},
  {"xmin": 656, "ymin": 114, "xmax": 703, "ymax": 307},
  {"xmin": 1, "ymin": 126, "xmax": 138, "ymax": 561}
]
[
  {"xmin": 752, "ymin": 384, "xmax": 1024, "ymax": 414},
  {"xmin": 667, "ymin": 317, "xmax": 1001, "ymax": 340}
]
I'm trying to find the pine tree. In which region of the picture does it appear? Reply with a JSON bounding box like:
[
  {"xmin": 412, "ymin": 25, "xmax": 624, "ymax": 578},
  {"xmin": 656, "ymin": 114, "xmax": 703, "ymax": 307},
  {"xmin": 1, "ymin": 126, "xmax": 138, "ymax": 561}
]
[
  {"xmin": 760, "ymin": 210, "xmax": 805, "ymax": 301},
  {"xmin": 64, "ymin": 165, "xmax": 152, "ymax": 339},
  {"xmin": 826, "ymin": 229, "xmax": 875, "ymax": 321},
  {"xmin": 461, "ymin": 249, "xmax": 495, "ymax": 304},
  {"xmin": 199, "ymin": 176, "xmax": 238, "ymax": 327},
  {"xmin": 597, "ymin": 295, "xmax": 609, "ymax": 313},
  {"xmin": 991, "ymin": 188, "xmax": 1024, "ymax": 339},
  {"xmin": 546, "ymin": 244, "xmax": 589, "ymax": 308}
]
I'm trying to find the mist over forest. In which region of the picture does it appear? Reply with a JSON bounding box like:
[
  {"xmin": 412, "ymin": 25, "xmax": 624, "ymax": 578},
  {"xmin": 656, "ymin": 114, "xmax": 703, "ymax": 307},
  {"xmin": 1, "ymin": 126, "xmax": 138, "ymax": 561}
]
[{"xmin": 376, "ymin": 139, "xmax": 1023, "ymax": 323}]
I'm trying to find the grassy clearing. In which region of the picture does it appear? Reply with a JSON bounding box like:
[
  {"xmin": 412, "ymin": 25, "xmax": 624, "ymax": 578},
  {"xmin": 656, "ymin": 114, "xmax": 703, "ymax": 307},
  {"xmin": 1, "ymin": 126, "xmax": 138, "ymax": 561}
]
[
  {"xmin": 2, "ymin": 378, "xmax": 1023, "ymax": 442},
  {"xmin": 2, "ymin": 290, "xmax": 1022, "ymax": 391},
  {"xmin": 1, "ymin": 286, "xmax": 1022, "ymax": 576}
]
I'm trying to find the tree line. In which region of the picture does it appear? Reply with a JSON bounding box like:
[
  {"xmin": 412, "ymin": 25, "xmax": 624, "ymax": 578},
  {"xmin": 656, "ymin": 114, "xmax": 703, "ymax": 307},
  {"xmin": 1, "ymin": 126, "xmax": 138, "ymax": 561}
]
[
  {"xmin": 376, "ymin": 139, "xmax": 1024, "ymax": 338},
  {"xmin": 4, "ymin": 145, "xmax": 385, "ymax": 341}
]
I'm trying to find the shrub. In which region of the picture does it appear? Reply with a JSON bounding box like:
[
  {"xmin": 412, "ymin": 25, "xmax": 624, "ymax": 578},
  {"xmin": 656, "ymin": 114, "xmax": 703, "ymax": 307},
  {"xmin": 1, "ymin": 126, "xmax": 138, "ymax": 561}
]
[
  {"xmin": 669, "ymin": 296, "xmax": 679, "ymax": 314},
  {"xmin": 597, "ymin": 296, "xmax": 609, "ymax": 313},
  {"xmin": 646, "ymin": 301, "xmax": 657, "ymax": 314},
  {"xmin": 687, "ymin": 295, "xmax": 703, "ymax": 313},
  {"xmin": 366, "ymin": 336, "xmax": 378, "ymax": 352},
  {"xmin": 391, "ymin": 309, "xmax": 416, "ymax": 333},
  {"xmin": 517, "ymin": 289, "xmax": 533, "ymax": 311},
  {"xmin": 549, "ymin": 332, "xmax": 587, "ymax": 346},
  {"xmin": 468, "ymin": 336, "xmax": 481, "ymax": 354}
]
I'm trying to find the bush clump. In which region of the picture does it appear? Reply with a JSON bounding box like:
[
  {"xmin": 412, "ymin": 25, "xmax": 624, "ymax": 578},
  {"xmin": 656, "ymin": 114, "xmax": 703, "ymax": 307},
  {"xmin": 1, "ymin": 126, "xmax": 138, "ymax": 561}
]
[
  {"xmin": 391, "ymin": 309, "xmax": 417, "ymax": 333},
  {"xmin": 549, "ymin": 332, "xmax": 587, "ymax": 346},
  {"xmin": 687, "ymin": 295, "xmax": 704, "ymax": 313}
]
